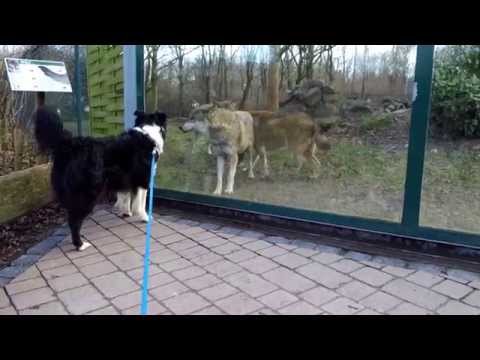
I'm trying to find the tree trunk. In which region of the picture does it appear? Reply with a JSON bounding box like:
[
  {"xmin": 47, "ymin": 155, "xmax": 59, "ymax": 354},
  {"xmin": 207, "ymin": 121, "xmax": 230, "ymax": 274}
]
[
  {"xmin": 267, "ymin": 45, "xmax": 280, "ymax": 111},
  {"xmin": 239, "ymin": 61, "xmax": 254, "ymax": 110}
]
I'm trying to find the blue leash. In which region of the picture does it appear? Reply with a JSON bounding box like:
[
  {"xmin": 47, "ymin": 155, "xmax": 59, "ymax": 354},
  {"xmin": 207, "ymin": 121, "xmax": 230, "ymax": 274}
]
[{"xmin": 140, "ymin": 151, "xmax": 158, "ymax": 315}]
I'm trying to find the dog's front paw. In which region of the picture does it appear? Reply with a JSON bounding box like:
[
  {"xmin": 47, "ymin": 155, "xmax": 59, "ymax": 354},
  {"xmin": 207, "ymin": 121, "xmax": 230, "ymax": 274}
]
[
  {"xmin": 138, "ymin": 212, "xmax": 149, "ymax": 223},
  {"xmin": 77, "ymin": 241, "xmax": 92, "ymax": 252}
]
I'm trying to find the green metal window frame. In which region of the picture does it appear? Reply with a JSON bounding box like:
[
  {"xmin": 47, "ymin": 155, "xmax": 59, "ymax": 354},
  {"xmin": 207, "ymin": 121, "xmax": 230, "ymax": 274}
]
[{"xmin": 130, "ymin": 45, "xmax": 480, "ymax": 250}]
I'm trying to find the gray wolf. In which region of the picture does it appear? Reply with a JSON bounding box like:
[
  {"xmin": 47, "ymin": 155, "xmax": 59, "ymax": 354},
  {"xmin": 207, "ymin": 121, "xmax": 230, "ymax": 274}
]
[
  {"xmin": 34, "ymin": 107, "xmax": 167, "ymax": 251},
  {"xmin": 180, "ymin": 102, "xmax": 255, "ymax": 195}
]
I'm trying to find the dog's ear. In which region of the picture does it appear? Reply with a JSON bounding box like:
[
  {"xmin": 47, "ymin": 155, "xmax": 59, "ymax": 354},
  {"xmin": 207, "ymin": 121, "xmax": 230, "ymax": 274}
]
[
  {"xmin": 134, "ymin": 111, "xmax": 145, "ymax": 127},
  {"xmin": 134, "ymin": 110, "xmax": 145, "ymax": 117},
  {"xmin": 155, "ymin": 112, "xmax": 167, "ymax": 127}
]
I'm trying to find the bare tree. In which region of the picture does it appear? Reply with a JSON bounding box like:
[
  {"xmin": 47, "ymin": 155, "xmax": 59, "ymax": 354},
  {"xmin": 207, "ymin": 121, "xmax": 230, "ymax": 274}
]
[
  {"xmin": 360, "ymin": 45, "xmax": 369, "ymax": 99},
  {"xmin": 239, "ymin": 46, "xmax": 257, "ymax": 110},
  {"xmin": 267, "ymin": 45, "xmax": 281, "ymax": 111}
]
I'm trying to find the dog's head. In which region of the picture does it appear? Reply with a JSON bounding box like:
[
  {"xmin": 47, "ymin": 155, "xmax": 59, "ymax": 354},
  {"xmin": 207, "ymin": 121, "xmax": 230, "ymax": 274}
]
[{"xmin": 134, "ymin": 110, "xmax": 168, "ymax": 154}]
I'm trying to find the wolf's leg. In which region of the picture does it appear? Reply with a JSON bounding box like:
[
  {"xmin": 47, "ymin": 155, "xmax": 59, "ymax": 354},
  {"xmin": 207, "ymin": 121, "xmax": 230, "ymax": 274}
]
[
  {"xmin": 261, "ymin": 146, "xmax": 270, "ymax": 178},
  {"xmin": 213, "ymin": 156, "xmax": 225, "ymax": 195},
  {"xmin": 248, "ymin": 147, "xmax": 255, "ymax": 179},
  {"xmin": 224, "ymin": 153, "xmax": 239, "ymax": 194}
]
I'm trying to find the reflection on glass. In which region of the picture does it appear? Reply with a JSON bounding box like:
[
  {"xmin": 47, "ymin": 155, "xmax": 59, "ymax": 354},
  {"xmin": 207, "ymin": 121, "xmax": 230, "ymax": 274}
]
[
  {"xmin": 154, "ymin": 45, "xmax": 417, "ymax": 222},
  {"xmin": 421, "ymin": 45, "xmax": 480, "ymax": 234}
]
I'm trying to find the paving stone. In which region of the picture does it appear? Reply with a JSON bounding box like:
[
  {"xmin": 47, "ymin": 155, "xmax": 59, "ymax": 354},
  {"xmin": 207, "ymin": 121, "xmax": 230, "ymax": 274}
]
[
  {"xmin": 109, "ymin": 250, "xmax": 144, "ymax": 271},
  {"xmin": 84, "ymin": 229, "xmax": 114, "ymax": 241},
  {"xmin": 215, "ymin": 292, "xmax": 263, "ymax": 315},
  {"xmin": 0, "ymin": 288, "xmax": 10, "ymax": 308},
  {"xmin": 360, "ymin": 291, "xmax": 403, "ymax": 313},
  {"xmin": 37, "ymin": 256, "xmax": 71, "ymax": 271},
  {"xmin": 238, "ymin": 230, "xmax": 264, "ymax": 240},
  {"xmin": 293, "ymin": 247, "xmax": 319, "ymax": 258},
  {"xmin": 144, "ymin": 272, "xmax": 176, "ymax": 289},
  {"xmin": 382, "ymin": 265, "xmax": 416, "ymax": 277},
  {"xmin": 211, "ymin": 243, "xmax": 242, "ymax": 255},
  {"xmin": 445, "ymin": 269, "xmax": 480, "ymax": 284},
  {"xmin": 201, "ymin": 236, "xmax": 228, "ymax": 248},
  {"xmin": 409, "ymin": 262, "xmax": 444, "ymax": 276},
  {"xmin": 243, "ymin": 240, "xmax": 273, "ymax": 252},
  {"xmin": 388, "ymin": 303, "xmax": 430, "ymax": 315},
  {"xmin": 149, "ymin": 249, "xmax": 181, "ymax": 264},
  {"xmin": 192, "ymin": 306, "xmax": 224, "ymax": 315},
  {"xmin": 256, "ymin": 245, "xmax": 290, "ymax": 258},
  {"xmin": 80, "ymin": 260, "xmax": 118, "ymax": 279},
  {"xmin": 463, "ymin": 290, "xmax": 480, "ymax": 307},
  {"xmin": 96, "ymin": 242, "xmax": 131, "ymax": 256},
  {"xmin": 6, "ymin": 277, "xmax": 47, "ymax": 296},
  {"xmin": 88, "ymin": 306, "xmax": 120, "ymax": 315},
  {"xmin": 168, "ymin": 239, "xmax": 198, "ymax": 252},
  {"xmin": 109, "ymin": 224, "xmax": 143, "ymax": 238},
  {"xmin": 372, "ymin": 256, "xmax": 406, "ymax": 268},
  {"xmin": 126, "ymin": 265, "xmax": 163, "ymax": 281},
  {"xmin": 225, "ymin": 272, "xmax": 277, "ymax": 298},
  {"xmin": 48, "ymin": 273, "xmax": 89, "ymax": 293},
  {"xmin": 311, "ymin": 252, "xmax": 343, "ymax": 265},
  {"xmin": 184, "ymin": 274, "xmax": 222, "ymax": 291},
  {"xmin": 351, "ymin": 267, "xmax": 393, "ymax": 287},
  {"xmin": 178, "ymin": 245, "xmax": 211, "ymax": 260},
  {"xmin": 199, "ymin": 283, "xmax": 238, "ymax": 302},
  {"xmin": 225, "ymin": 249, "xmax": 257, "ymax": 263},
  {"xmin": 360, "ymin": 260, "xmax": 385, "ymax": 269},
  {"xmin": 159, "ymin": 258, "xmax": 193, "ymax": 272},
  {"xmin": 133, "ymin": 242, "xmax": 165, "ymax": 254},
  {"xmin": 190, "ymin": 252, "xmax": 223, "ymax": 267},
  {"xmin": 258, "ymin": 290, "xmax": 298, "ymax": 309},
  {"xmin": 469, "ymin": 280, "xmax": 480, "ymax": 290},
  {"xmin": 263, "ymin": 267, "xmax": 316, "ymax": 294},
  {"xmin": 356, "ymin": 309, "xmax": 381, "ymax": 315},
  {"xmin": 0, "ymin": 306, "xmax": 17, "ymax": 315},
  {"xmin": 432, "ymin": 280, "xmax": 473, "ymax": 300},
  {"xmin": 278, "ymin": 301, "xmax": 322, "ymax": 315},
  {"xmin": 179, "ymin": 226, "xmax": 208, "ymax": 236},
  {"xmin": 172, "ymin": 266, "xmax": 206, "ymax": 281},
  {"xmin": 11, "ymin": 254, "xmax": 41, "ymax": 267},
  {"xmin": 71, "ymin": 253, "xmax": 107, "ymax": 267},
  {"xmin": 273, "ymin": 252, "xmax": 311, "ymax": 269},
  {"xmin": 337, "ymin": 281, "xmax": 376, "ymax": 301},
  {"xmin": 163, "ymin": 292, "xmax": 211, "ymax": 315},
  {"xmin": 436, "ymin": 300, "xmax": 480, "ymax": 315},
  {"xmin": 214, "ymin": 226, "xmax": 244, "ymax": 238},
  {"xmin": 264, "ymin": 236, "xmax": 292, "ymax": 245},
  {"xmin": 112, "ymin": 291, "xmax": 153, "ymax": 310},
  {"xmin": 27, "ymin": 236, "xmax": 63, "ymax": 255},
  {"xmin": 190, "ymin": 231, "xmax": 217, "ymax": 242},
  {"xmin": 322, "ymin": 297, "xmax": 364, "ymax": 315},
  {"xmin": 344, "ymin": 251, "xmax": 373, "ymax": 262},
  {"xmin": 276, "ymin": 242, "xmax": 298, "ymax": 251},
  {"xmin": 383, "ymin": 279, "xmax": 448, "ymax": 311},
  {"xmin": 156, "ymin": 233, "xmax": 188, "ymax": 245},
  {"xmin": 406, "ymin": 271, "xmax": 444, "ymax": 288},
  {"xmin": 238, "ymin": 257, "xmax": 278, "ymax": 274},
  {"xmin": 299, "ymin": 286, "xmax": 338, "ymax": 307},
  {"xmin": 63, "ymin": 245, "xmax": 99, "ymax": 260},
  {"xmin": 205, "ymin": 259, "xmax": 243, "ymax": 278},
  {"xmin": 297, "ymin": 262, "xmax": 351, "ymax": 289},
  {"xmin": 37, "ymin": 248, "xmax": 64, "ymax": 261},
  {"xmin": 91, "ymin": 272, "xmax": 139, "ymax": 298},
  {"xmin": 123, "ymin": 300, "xmax": 166, "ymax": 315},
  {"xmin": 330, "ymin": 259, "xmax": 364, "ymax": 274},
  {"xmin": 11, "ymin": 287, "xmax": 56, "ymax": 310},
  {"xmin": 149, "ymin": 281, "xmax": 189, "ymax": 301},
  {"xmin": 248, "ymin": 308, "xmax": 278, "ymax": 315},
  {"xmin": 20, "ymin": 301, "xmax": 68, "ymax": 315}
]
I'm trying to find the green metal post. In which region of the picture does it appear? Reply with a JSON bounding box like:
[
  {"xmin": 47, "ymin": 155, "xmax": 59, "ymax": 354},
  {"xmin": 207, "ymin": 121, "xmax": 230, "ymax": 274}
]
[
  {"xmin": 135, "ymin": 45, "xmax": 145, "ymax": 112},
  {"xmin": 74, "ymin": 45, "xmax": 82, "ymax": 136},
  {"xmin": 401, "ymin": 45, "xmax": 435, "ymax": 229}
]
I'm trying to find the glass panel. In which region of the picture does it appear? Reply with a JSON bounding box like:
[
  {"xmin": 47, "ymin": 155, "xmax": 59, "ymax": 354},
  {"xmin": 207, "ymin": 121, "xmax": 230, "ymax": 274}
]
[
  {"xmin": 420, "ymin": 45, "xmax": 480, "ymax": 234},
  {"xmin": 153, "ymin": 45, "xmax": 417, "ymax": 222}
]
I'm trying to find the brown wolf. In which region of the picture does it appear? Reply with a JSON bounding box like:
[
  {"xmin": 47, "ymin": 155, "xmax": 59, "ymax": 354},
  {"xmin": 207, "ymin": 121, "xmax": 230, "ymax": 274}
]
[{"xmin": 249, "ymin": 110, "xmax": 330, "ymax": 178}]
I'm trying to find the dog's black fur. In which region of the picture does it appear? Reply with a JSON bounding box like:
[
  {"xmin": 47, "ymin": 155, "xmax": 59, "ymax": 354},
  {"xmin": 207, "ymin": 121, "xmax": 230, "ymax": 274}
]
[{"xmin": 34, "ymin": 107, "xmax": 167, "ymax": 250}]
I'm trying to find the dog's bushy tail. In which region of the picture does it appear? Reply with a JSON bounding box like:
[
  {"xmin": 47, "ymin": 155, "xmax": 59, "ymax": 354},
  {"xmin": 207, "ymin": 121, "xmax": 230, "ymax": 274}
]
[{"xmin": 34, "ymin": 107, "xmax": 72, "ymax": 153}]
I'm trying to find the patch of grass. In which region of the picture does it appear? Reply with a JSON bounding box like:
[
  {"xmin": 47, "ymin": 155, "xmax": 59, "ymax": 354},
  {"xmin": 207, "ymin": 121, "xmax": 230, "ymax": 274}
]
[{"xmin": 360, "ymin": 113, "xmax": 393, "ymax": 133}]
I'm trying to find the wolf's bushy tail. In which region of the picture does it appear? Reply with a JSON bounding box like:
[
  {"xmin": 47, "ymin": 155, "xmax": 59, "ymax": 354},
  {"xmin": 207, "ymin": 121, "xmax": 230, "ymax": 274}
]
[{"xmin": 34, "ymin": 107, "xmax": 72, "ymax": 153}]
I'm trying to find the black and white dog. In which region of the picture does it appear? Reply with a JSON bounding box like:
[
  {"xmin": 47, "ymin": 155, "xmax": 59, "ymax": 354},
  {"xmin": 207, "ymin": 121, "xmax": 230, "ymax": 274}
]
[{"xmin": 34, "ymin": 107, "xmax": 167, "ymax": 251}]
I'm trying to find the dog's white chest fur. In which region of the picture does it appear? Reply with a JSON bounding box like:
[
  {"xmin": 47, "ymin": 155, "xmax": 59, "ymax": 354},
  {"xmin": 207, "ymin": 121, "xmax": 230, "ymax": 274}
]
[{"xmin": 133, "ymin": 125, "xmax": 164, "ymax": 154}]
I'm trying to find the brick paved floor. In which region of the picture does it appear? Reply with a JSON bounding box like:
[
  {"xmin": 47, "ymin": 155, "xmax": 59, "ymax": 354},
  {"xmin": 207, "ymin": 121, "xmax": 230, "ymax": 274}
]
[{"xmin": 2, "ymin": 207, "xmax": 480, "ymax": 315}]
